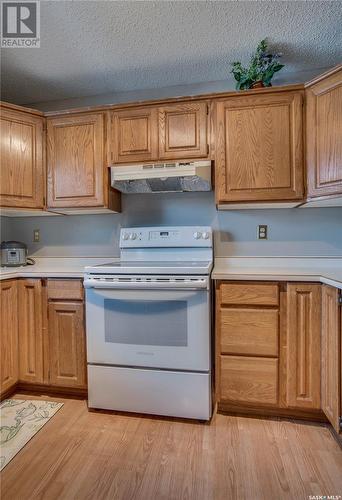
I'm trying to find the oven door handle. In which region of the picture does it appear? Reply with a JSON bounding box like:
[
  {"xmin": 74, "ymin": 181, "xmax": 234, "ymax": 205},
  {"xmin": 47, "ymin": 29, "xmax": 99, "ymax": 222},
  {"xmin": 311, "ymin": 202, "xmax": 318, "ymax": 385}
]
[
  {"xmin": 85, "ymin": 288, "xmax": 205, "ymax": 301},
  {"xmin": 83, "ymin": 278, "xmax": 209, "ymax": 290}
]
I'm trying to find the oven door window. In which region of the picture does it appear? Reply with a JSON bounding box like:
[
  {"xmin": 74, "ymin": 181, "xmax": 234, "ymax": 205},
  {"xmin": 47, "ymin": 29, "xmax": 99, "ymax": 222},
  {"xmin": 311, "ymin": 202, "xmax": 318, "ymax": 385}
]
[{"xmin": 104, "ymin": 299, "xmax": 188, "ymax": 347}]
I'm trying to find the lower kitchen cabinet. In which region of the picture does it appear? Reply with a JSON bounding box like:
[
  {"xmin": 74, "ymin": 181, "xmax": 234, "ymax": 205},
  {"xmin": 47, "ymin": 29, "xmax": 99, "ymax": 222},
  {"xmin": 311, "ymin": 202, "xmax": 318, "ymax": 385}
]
[
  {"xmin": 18, "ymin": 279, "xmax": 44, "ymax": 384},
  {"xmin": 216, "ymin": 281, "xmax": 333, "ymax": 419},
  {"xmin": 46, "ymin": 279, "xmax": 87, "ymax": 390},
  {"xmin": 0, "ymin": 280, "xmax": 19, "ymax": 395},
  {"xmin": 285, "ymin": 283, "xmax": 321, "ymax": 410},
  {"xmin": 321, "ymin": 285, "xmax": 341, "ymax": 434},
  {"xmin": 0, "ymin": 277, "xmax": 87, "ymax": 399},
  {"xmin": 48, "ymin": 301, "xmax": 87, "ymax": 389}
]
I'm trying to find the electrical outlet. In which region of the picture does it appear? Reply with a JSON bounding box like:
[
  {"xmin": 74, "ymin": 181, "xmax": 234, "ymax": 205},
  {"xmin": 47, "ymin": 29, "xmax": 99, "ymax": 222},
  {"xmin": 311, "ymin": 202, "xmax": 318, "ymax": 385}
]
[
  {"xmin": 33, "ymin": 229, "xmax": 40, "ymax": 242},
  {"xmin": 257, "ymin": 225, "xmax": 268, "ymax": 240}
]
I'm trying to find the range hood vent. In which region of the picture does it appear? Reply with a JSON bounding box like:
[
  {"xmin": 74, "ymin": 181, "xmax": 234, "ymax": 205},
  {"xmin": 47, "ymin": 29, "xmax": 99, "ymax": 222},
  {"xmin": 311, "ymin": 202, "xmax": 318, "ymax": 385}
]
[{"xmin": 111, "ymin": 161, "xmax": 211, "ymax": 194}]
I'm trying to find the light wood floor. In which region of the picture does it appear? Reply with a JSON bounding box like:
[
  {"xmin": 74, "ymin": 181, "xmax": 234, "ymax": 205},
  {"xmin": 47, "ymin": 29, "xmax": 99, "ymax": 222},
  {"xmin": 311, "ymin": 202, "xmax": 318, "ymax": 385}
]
[{"xmin": 1, "ymin": 394, "xmax": 342, "ymax": 500}]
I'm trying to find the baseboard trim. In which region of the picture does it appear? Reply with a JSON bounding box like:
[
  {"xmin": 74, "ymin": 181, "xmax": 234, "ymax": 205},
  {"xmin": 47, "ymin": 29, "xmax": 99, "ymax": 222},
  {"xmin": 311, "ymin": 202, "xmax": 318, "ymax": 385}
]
[
  {"xmin": 217, "ymin": 402, "xmax": 327, "ymax": 423},
  {"xmin": 329, "ymin": 426, "xmax": 342, "ymax": 449},
  {"xmin": 0, "ymin": 383, "xmax": 18, "ymax": 402},
  {"xmin": 16, "ymin": 382, "xmax": 87, "ymax": 399}
]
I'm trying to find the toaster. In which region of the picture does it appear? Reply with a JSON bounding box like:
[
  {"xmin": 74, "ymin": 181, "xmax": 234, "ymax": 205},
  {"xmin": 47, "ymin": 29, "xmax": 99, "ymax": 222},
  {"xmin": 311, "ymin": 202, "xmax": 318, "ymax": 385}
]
[{"xmin": 0, "ymin": 241, "xmax": 31, "ymax": 267}]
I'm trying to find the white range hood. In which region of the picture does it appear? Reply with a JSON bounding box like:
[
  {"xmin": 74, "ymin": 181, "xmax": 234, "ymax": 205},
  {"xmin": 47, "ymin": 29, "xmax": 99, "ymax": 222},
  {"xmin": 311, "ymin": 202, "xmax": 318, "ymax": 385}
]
[{"xmin": 111, "ymin": 161, "xmax": 211, "ymax": 193}]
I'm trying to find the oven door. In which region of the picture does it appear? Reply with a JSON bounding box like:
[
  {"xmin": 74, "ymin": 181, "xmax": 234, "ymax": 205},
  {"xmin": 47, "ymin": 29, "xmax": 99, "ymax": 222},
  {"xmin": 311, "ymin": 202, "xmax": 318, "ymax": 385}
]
[{"xmin": 85, "ymin": 287, "xmax": 210, "ymax": 371}]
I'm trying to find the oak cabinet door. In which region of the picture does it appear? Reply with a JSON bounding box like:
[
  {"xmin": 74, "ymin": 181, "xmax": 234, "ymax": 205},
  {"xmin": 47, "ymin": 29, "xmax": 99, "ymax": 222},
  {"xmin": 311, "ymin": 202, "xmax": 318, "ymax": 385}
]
[
  {"xmin": 0, "ymin": 107, "xmax": 44, "ymax": 208},
  {"xmin": 215, "ymin": 91, "xmax": 304, "ymax": 203},
  {"xmin": 321, "ymin": 285, "xmax": 341, "ymax": 433},
  {"xmin": 0, "ymin": 280, "xmax": 18, "ymax": 394},
  {"xmin": 48, "ymin": 301, "xmax": 86, "ymax": 389},
  {"xmin": 18, "ymin": 279, "xmax": 44, "ymax": 384},
  {"xmin": 285, "ymin": 284, "xmax": 321, "ymax": 410},
  {"xmin": 158, "ymin": 102, "xmax": 208, "ymax": 160},
  {"xmin": 109, "ymin": 107, "xmax": 158, "ymax": 164},
  {"xmin": 47, "ymin": 113, "xmax": 105, "ymax": 208},
  {"xmin": 306, "ymin": 67, "xmax": 342, "ymax": 198}
]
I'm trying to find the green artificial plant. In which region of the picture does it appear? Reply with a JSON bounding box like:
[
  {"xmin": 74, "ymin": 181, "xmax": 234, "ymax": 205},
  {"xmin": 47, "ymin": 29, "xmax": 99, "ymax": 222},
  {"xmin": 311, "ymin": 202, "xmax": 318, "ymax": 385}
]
[{"xmin": 231, "ymin": 39, "xmax": 284, "ymax": 90}]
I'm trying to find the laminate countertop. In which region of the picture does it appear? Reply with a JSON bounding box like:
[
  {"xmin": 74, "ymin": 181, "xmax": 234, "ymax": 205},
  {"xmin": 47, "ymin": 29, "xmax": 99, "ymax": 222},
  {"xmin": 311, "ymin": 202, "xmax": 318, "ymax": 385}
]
[
  {"xmin": 212, "ymin": 257, "xmax": 342, "ymax": 290},
  {"xmin": 0, "ymin": 257, "xmax": 119, "ymax": 280}
]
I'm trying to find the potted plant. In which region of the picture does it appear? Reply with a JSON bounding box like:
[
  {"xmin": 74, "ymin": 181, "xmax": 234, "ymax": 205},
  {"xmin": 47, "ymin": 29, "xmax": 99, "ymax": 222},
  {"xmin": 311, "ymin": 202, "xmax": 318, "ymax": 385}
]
[{"xmin": 231, "ymin": 39, "xmax": 284, "ymax": 90}]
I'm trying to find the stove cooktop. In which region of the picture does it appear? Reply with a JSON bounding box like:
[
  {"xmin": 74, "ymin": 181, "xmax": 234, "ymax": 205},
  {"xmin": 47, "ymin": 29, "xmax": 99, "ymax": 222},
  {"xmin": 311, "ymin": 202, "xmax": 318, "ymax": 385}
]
[{"xmin": 84, "ymin": 260, "xmax": 213, "ymax": 275}]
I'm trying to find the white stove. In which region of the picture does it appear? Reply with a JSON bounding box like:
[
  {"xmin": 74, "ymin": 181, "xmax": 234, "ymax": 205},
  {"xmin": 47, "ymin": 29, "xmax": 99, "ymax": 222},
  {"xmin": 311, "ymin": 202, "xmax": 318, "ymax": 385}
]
[{"xmin": 84, "ymin": 226, "xmax": 213, "ymax": 420}]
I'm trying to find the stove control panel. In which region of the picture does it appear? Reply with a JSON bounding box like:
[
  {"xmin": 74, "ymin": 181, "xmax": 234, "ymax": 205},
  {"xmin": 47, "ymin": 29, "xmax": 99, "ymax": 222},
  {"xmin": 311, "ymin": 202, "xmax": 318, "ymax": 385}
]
[
  {"xmin": 120, "ymin": 226, "xmax": 212, "ymax": 248},
  {"xmin": 150, "ymin": 230, "xmax": 180, "ymax": 241},
  {"xmin": 193, "ymin": 231, "xmax": 210, "ymax": 240}
]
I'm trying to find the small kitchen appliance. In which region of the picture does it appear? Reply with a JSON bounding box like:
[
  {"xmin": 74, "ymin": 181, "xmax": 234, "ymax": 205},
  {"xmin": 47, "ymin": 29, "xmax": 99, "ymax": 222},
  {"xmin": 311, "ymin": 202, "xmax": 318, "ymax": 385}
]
[
  {"xmin": 0, "ymin": 241, "xmax": 34, "ymax": 267},
  {"xmin": 84, "ymin": 226, "xmax": 213, "ymax": 420}
]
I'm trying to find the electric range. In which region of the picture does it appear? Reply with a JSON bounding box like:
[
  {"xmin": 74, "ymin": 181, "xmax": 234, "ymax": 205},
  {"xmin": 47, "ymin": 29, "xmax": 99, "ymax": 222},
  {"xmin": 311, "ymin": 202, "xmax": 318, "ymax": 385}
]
[{"xmin": 84, "ymin": 226, "xmax": 213, "ymax": 420}]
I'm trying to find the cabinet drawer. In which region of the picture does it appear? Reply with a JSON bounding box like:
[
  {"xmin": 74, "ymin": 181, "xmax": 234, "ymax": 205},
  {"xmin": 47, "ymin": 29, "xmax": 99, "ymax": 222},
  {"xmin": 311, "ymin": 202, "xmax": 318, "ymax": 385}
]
[
  {"xmin": 220, "ymin": 283, "xmax": 279, "ymax": 306},
  {"xmin": 47, "ymin": 279, "xmax": 84, "ymax": 301},
  {"xmin": 220, "ymin": 308, "xmax": 279, "ymax": 356},
  {"xmin": 220, "ymin": 355, "xmax": 278, "ymax": 405}
]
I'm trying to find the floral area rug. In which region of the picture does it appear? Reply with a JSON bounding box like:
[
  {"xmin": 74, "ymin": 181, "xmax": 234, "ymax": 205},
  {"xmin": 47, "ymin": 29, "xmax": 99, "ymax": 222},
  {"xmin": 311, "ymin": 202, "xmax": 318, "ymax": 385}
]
[{"xmin": 0, "ymin": 399, "xmax": 63, "ymax": 471}]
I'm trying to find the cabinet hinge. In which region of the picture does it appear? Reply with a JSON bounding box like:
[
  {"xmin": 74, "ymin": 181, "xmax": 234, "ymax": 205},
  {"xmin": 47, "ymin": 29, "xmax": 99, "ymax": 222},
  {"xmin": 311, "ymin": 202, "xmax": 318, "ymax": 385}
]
[
  {"xmin": 338, "ymin": 295, "xmax": 342, "ymax": 306},
  {"xmin": 206, "ymin": 104, "xmax": 209, "ymax": 115},
  {"xmin": 207, "ymin": 144, "xmax": 210, "ymax": 155}
]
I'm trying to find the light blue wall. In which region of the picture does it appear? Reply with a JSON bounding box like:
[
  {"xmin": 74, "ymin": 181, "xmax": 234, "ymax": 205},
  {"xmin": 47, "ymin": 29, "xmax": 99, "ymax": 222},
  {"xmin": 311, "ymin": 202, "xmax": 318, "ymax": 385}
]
[
  {"xmin": 0, "ymin": 217, "xmax": 12, "ymax": 242},
  {"xmin": 3, "ymin": 193, "xmax": 342, "ymax": 258}
]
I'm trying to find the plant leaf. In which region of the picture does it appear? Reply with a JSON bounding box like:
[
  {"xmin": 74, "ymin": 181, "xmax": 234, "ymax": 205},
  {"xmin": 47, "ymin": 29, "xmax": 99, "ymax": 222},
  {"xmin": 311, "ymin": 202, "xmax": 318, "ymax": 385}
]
[{"xmin": 231, "ymin": 38, "xmax": 284, "ymax": 90}]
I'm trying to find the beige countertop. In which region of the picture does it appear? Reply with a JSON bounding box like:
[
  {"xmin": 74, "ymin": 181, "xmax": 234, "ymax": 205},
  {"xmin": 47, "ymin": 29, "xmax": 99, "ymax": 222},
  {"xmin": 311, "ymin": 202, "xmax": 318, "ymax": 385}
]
[
  {"xmin": 0, "ymin": 257, "xmax": 119, "ymax": 280},
  {"xmin": 212, "ymin": 257, "xmax": 342, "ymax": 290}
]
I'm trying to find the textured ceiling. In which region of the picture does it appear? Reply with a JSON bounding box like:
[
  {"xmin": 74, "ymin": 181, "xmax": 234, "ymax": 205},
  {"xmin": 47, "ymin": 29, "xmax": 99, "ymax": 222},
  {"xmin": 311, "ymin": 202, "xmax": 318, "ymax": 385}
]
[{"xmin": 1, "ymin": 0, "xmax": 342, "ymax": 106}]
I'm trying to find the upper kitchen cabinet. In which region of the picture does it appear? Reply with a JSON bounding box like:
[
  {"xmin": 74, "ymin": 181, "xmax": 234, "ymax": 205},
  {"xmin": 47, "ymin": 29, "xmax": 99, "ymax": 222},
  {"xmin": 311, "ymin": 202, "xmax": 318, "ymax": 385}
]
[
  {"xmin": 47, "ymin": 112, "xmax": 120, "ymax": 212},
  {"xmin": 215, "ymin": 90, "xmax": 304, "ymax": 205},
  {"xmin": 108, "ymin": 107, "xmax": 158, "ymax": 164},
  {"xmin": 0, "ymin": 102, "xmax": 45, "ymax": 209},
  {"xmin": 108, "ymin": 100, "xmax": 209, "ymax": 164},
  {"xmin": 306, "ymin": 65, "xmax": 342, "ymax": 201},
  {"xmin": 158, "ymin": 101, "xmax": 209, "ymax": 160}
]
